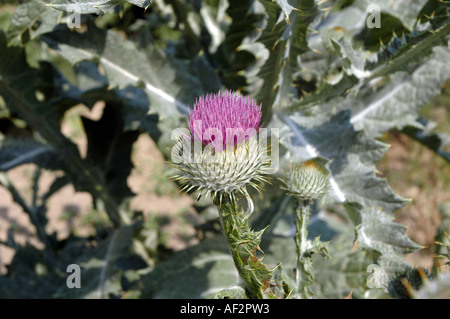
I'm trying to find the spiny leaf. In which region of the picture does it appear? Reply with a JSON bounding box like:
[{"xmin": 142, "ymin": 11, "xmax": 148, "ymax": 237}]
[
  {"xmin": 286, "ymin": 14, "xmax": 450, "ymax": 114},
  {"xmin": 351, "ymin": 204, "xmax": 422, "ymax": 255},
  {"xmin": 213, "ymin": 0, "xmax": 267, "ymax": 92},
  {"xmin": 254, "ymin": 0, "xmax": 318, "ymax": 123},
  {"xmin": 284, "ymin": 73, "xmax": 358, "ymax": 111},
  {"xmin": 368, "ymin": 21, "xmax": 450, "ymax": 80},
  {"xmin": 350, "ymin": 0, "xmax": 430, "ymax": 31},
  {"xmin": 0, "ymin": 137, "xmax": 64, "ymax": 171},
  {"xmin": 350, "ymin": 44, "xmax": 450, "ymax": 137},
  {"xmin": 0, "ymin": 30, "xmax": 124, "ymax": 226},
  {"xmin": 331, "ymin": 37, "xmax": 369, "ymax": 79},
  {"xmin": 7, "ymin": 0, "xmax": 60, "ymax": 46},
  {"xmin": 214, "ymin": 285, "xmax": 249, "ymax": 299},
  {"xmin": 274, "ymin": 0, "xmax": 297, "ymax": 22},
  {"xmin": 47, "ymin": 0, "xmax": 151, "ymax": 15}
]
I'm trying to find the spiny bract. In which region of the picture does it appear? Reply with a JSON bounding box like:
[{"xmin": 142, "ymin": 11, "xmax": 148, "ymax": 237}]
[{"xmin": 281, "ymin": 160, "xmax": 330, "ymax": 200}]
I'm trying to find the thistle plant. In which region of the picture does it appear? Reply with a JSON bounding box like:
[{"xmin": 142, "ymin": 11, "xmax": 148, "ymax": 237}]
[
  {"xmin": 280, "ymin": 160, "xmax": 331, "ymax": 298},
  {"xmin": 171, "ymin": 91, "xmax": 276, "ymax": 298},
  {"xmin": 1, "ymin": 0, "xmax": 444, "ymax": 300}
]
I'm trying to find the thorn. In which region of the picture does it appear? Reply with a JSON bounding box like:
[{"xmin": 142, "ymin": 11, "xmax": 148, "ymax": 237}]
[
  {"xmin": 417, "ymin": 269, "xmax": 429, "ymax": 282},
  {"xmin": 344, "ymin": 290, "xmax": 353, "ymax": 299},
  {"xmin": 400, "ymin": 278, "xmax": 414, "ymax": 298}
]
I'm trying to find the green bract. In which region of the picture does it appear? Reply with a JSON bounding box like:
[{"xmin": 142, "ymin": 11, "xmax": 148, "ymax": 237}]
[
  {"xmin": 281, "ymin": 160, "xmax": 330, "ymax": 200},
  {"xmin": 171, "ymin": 133, "xmax": 270, "ymax": 201}
]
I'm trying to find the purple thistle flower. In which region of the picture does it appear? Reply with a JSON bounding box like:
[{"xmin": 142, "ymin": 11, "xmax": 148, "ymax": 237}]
[
  {"xmin": 172, "ymin": 90, "xmax": 270, "ymax": 203},
  {"xmin": 189, "ymin": 91, "xmax": 262, "ymax": 149}
]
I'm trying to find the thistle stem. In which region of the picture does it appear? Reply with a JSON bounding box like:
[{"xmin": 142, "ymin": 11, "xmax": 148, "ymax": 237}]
[
  {"xmin": 294, "ymin": 200, "xmax": 313, "ymax": 298},
  {"xmin": 217, "ymin": 196, "xmax": 273, "ymax": 299}
]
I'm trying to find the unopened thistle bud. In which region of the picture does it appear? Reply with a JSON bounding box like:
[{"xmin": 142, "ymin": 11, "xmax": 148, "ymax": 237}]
[
  {"xmin": 171, "ymin": 90, "xmax": 270, "ymax": 202},
  {"xmin": 281, "ymin": 159, "xmax": 330, "ymax": 200}
]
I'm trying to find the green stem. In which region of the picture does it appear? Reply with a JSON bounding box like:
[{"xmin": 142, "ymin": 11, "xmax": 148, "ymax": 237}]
[
  {"xmin": 217, "ymin": 196, "xmax": 274, "ymax": 299},
  {"xmin": 294, "ymin": 200, "xmax": 313, "ymax": 298}
]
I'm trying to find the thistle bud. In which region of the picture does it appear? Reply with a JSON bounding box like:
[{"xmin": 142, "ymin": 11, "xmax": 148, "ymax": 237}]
[{"xmin": 281, "ymin": 159, "xmax": 330, "ymax": 200}]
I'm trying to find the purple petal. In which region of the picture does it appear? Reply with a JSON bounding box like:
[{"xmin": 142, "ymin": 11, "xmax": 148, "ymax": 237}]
[{"xmin": 188, "ymin": 91, "xmax": 262, "ymax": 149}]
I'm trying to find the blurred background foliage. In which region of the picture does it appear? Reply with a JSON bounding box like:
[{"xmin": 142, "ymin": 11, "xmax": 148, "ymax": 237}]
[{"xmin": 0, "ymin": 0, "xmax": 449, "ymax": 298}]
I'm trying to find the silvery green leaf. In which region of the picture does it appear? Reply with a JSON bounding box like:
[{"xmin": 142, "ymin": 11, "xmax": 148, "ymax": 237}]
[
  {"xmin": 214, "ymin": 285, "xmax": 248, "ymax": 299},
  {"xmin": 253, "ymin": 0, "xmax": 318, "ymax": 122},
  {"xmin": 274, "ymin": 0, "xmax": 297, "ymax": 21},
  {"xmin": 7, "ymin": 0, "xmax": 60, "ymax": 46},
  {"xmin": 351, "ymin": 203, "xmax": 422, "ymax": 255},
  {"xmin": 348, "ymin": 0, "xmax": 429, "ymax": 31},
  {"xmin": 350, "ymin": 45, "xmax": 450, "ymax": 137},
  {"xmin": 47, "ymin": 0, "xmax": 150, "ymax": 15},
  {"xmin": 331, "ymin": 37, "xmax": 370, "ymax": 79},
  {"xmin": 0, "ymin": 137, "xmax": 63, "ymax": 171},
  {"xmin": 286, "ymin": 14, "xmax": 449, "ymax": 118}
]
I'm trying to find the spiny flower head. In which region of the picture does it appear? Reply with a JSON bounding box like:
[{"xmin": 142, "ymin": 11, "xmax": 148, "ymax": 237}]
[
  {"xmin": 281, "ymin": 159, "xmax": 330, "ymax": 200},
  {"xmin": 172, "ymin": 134, "xmax": 270, "ymax": 201},
  {"xmin": 172, "ymin": 91, "xmax": 270, "ymax": 202},
  {"xmin": 189, "ymin": 90, "xmax": 262, "ymax": 149}
]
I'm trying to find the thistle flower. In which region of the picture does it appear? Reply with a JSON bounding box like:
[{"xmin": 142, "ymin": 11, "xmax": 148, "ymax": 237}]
[
  {"xmin": 189, "ymin": 90, "xmax": 262, "ymax": 149},
  {"xmin": 171, "ymin": 91, "xmax": 270, "ymax": 203},
  {"xmin": 281, "ymin": 159, "xmax": 330, "ymax": 200}
]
